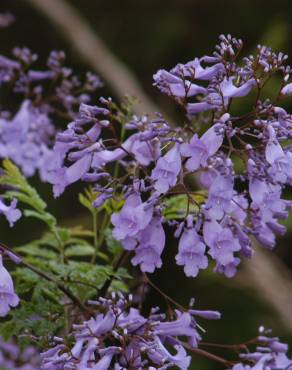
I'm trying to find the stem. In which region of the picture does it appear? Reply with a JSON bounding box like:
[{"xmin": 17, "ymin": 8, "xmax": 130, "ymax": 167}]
[
  {"xmin": 51, "ymin": 226, "xmax": 66, "ymax": 264},
  {"xmin": 182, "ymin": 342, "xmax": 234, "ymax": 367},
  {"xmin": 91, "ymin": 212, "xmax": 110, "ymax": 264},
  {"xmin": 200, "ymin": 337, "xmax": 259, "ymax": 351},
  {"xmin": 99, "ymin": 250, "xmax": 129, "ymax": 297},
  {"xmin": 93, "ymin": 211, "xmax": 98, "ymax": 248},
  {"xmin": 143, "ymin": 273, "xmax": 186, "ymax": 311}
]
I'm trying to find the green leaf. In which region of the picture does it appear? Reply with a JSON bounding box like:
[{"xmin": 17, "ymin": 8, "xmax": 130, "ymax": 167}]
[
  {"xmin": 15, "ymin": 243, "xmax": 58, "ymax": 260},
  {"xmin": 69, "ymin": 226, "xmax": 94, "ymax": 238},
  {"xmin": 24, "ymin": 209, "xmax": 56, "ymax": 226},
  {"xmin": 104, "ymin": 228, "xmax": 123, "ymax": 256},
  {"xmin": 64, "ymin": 244, "xmax": 95, "ymax": 257}
]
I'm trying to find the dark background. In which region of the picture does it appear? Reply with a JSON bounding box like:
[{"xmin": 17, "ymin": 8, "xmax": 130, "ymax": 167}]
[{"xmin": 0, "ymin": 1, "xmax": 292, "ymax": 369}]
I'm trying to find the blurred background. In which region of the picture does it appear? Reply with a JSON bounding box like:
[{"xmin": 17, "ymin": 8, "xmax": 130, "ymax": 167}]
[{"xmin": 0, "ymin": 1, "xmax": 292, "ymax": 368}]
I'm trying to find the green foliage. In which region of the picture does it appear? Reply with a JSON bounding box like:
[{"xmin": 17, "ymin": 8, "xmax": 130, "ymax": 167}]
[
  {"xmin": 0, "ymin": 296, "xmax": 64, "ymax": 341},
  {"xmin": 104, "ymin": 227, "xmax": 123, "ymax": 255},
  {"xmin": 0, "ymin": 159, "xmax": 132, "ymax": 343},
  {"xmin": 54, "ymin": 261, "xmax": 131, "ymax": 300},
  {"xmin": 0, "ymin": 268, "xmax": 64, "ymax": 340}
]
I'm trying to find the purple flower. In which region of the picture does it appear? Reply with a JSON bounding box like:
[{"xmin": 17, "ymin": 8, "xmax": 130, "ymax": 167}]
[
  {"xmin": 204, "ymin": 175, "xmax": 234, "ymax": 219},
  {"xmin": 214, "ymin": 257, "xmax": 241, "ymax": 278},
  {"xmin": 265, "ymin": 126, "xmax": 292, "ymax": 184},
  {"xmin": 153, "ymin": 69, "xmax": 207, "ymax": 98},
  {"xmin": 151, "ymin": 144, "xmax": 181, "ymax": 194},
  {"xmin": 111, "ymin": 194, "xmax": 153, "ymax": 241},
  {"xmin": 0, "ymin": 198, "xmax": 22, "ymax": 227},
  {"xmin": 187, "ymin": 77, "xmax": 256, "ymax": 116},
  {"xmin": 153, "ymin": 57, "xmax": 224, "ymax": 99},
  {"xmin": 280, "ymin": 82, "xmax": 292, "ymax": 95},
  {"xmin": 131, "ymin": 216, "xmax": 165, "ymax": 273},
  {"xmin": 232, "ymin": 329, "xmax": 292, "ymax": 370},
  {"xmin": 203, "ymin": 220, "xmax": 241, "ymax": 267},
  {"xmin": 0, "ymin": 100, "xmax": 55, "ymax": 178},
  {"xmin": 0, "ymin": 336, "xmax": 40, "ymax": 370},
  {"xmin": 180, "ymin": 123, "xmax": 224, "ymax": 171},
  {"xmin": 0, "ymin": 255, "xmax": 20, "ymax": 317},
  {"xmin": 124, "ymin": 133, "xmax": 161, "ymax": 166},
  {"xmin": 175, "ymin": 227, "xmax": 208, "ymax": 277},
  {"xmin": 249, "ymin": 179, "xmax": 289, "ymax": 249},
  {"xmin": 149, "ymin": 338, "xmax": 191, "ymax": 370},
  {"xmin": 154, "ymin": 311, "xmax": 199, "ymax": 347},
  {"xmin": 49, "ymin": 153, "xmax": 92, "ymax": 197},
  {"xmin": 178, "ymin": 57, "xmax": 224, "ymax": 80}
]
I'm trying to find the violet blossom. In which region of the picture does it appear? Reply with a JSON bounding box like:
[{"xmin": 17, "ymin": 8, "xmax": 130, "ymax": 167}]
[
  {"xmin": 0, "ymin": 198, "xmax": 21, "ymax": 227},
  {"xmin": 0, "ymin": 255, "xmax": 20, "ymax": 317}
]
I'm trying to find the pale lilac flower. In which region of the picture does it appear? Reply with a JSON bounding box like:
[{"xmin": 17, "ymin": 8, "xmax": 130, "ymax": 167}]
[
  {"xmin": 178, "ymin": 57, "xmax": 224, "ymax": 80},
  {"xmin": 131, "ymin": 216, "xmax": 165, "ymax": 273},
  {"xmin": 124, "ymin": 133, "xmax": 161, "ymax": 166},
  {"xmin": 203, "ymin": 220, "xmax": 241, "ymax": 266},
  {"xmin": 0, "ymin": 198, "xmax": 22, "ymax": 227},
  {"xmin": 149, "ymin": 338, "xmax": 191, "ymax": 370},
  {"xmin": 280, "ymin": 82, "xmax": 292, "ymax": 95},
  {"xmin": 151, "ymin": 144, "xmax": 181, "ymax": 193},
  {"xmin": 153, "ymin": 69, "xmax": 207, "ymax": 98},
  {"xmin": 265, "ymin": 126, "xmax": 292, "ymax": 184},
  {"xmin": 187, "ymin": 77, "xmax": 256, "ymax": 116},
  {"xmin": 180, "ymin": 124, "xmax": 224, "ymax": 171},
  {"xmin": 111, "ymin": 194, "xmax": 153, "ymax": 241},
  {"xmin": 204, "ymin": 175, "xmax": 234, "ymax": 219},
  {"xmin": 0, "ymin": 255, "xmax": 20, "ymax": 317},
  {"xmin": 0, "ymin": 100, "xmax": 55, "ymax": 177},
  {"xmin": 175, "ymin": 227, "xmax": 208, "ymax": 277}
]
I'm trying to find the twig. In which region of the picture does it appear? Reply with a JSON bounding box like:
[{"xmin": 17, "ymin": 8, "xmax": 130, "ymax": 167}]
[
  {"xmin": 99, "ymin": 250, "xmax": 129, "ymax": 297},
  {"xmin": 143, "ymin": 273, "xmax": 186, "ymax": 311},
  {"xmin": 182, "ymin": 341, "xmax": 234, "ymax": 367}
]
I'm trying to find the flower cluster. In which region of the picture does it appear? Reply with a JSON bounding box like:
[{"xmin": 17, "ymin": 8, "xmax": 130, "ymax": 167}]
[
  {"xmin": 0, "ymin": 48, "xmax": 102, "ymax": 118},
  {"xmin": 231, "ymin": 327, "xmax": 292, "ymax": 370},
  {"xmin": 41, "ymin": 293, "xmax": 220, "ymax": 370},
  {"xmin": 0, "ymin": 336, "xmax": 40, "ymax": 370},
  {"xmin": 0, "ymin": 100, "xmax": 55, "ymax": 179},
  {"xmin": 0, "ymin": 47, "xmax": 102, "ymax": 179},
  {"xmin": 0, "ymin": 32, "xmax": 292, "ymax": 370},
  {"xmin": 47, "ymin": 35, "xmax": 292, "ymax": 279}
]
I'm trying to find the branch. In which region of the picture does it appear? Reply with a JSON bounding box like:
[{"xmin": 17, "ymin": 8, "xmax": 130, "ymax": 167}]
[
  {"xmin": 98, "ymin": 250, "xmax": 129, "ymax": 297},
  {"xmin": 182, "ymin": 341, "xmax": 234, "ymax": 367}
]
